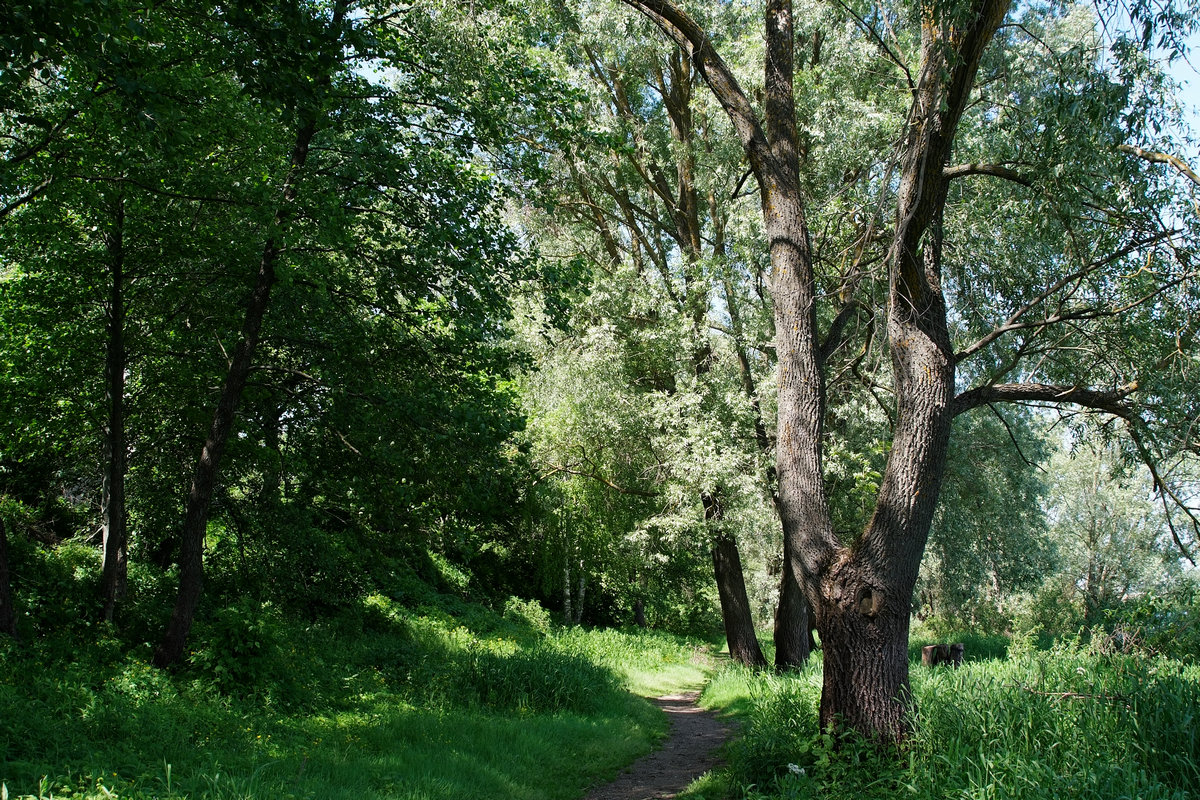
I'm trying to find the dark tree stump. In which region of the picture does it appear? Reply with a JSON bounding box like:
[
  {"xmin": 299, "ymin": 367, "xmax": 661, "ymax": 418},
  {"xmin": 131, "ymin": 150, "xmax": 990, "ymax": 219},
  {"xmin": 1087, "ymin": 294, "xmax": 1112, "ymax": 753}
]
[{"xmin": 921, "ymin": 642, "xmax": 964, "ymax": 667}]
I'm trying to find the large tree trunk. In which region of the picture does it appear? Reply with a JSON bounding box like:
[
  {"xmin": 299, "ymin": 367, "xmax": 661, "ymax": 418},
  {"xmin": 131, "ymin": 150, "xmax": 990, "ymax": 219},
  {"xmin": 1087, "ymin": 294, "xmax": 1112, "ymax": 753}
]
[
  {"xmin": 619, "ymin": 0, "xmax": 1006, "ymax": 742},
  {"xmin": 0, "ymin": 516, "xmax": 16, "ymax": 638},
  {"xmin": 101, "ymin": 195, "xmax": 128, "ymax": 623},
  {"xmin": 773, "ymin": 554, "xmax": 812, "ymax": 669},
  {"xmin": 808, "ymin": 0, "xmax": 1004, "ymax": 735},
  {"xmin": 153, "ymin": 118, "xmax": 319, "ymax": 668},
  {"xmin": 815, "ymin": 591, "xmax": 913, "ymax": 737}
]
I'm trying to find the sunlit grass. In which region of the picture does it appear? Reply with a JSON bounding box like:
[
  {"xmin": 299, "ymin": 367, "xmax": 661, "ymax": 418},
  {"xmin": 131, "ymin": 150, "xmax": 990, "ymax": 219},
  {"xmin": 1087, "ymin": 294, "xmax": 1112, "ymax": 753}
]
[
  {"xmin": 700, "ymin": 633, "xmax": 1200, "ymax": 800},
  {"xmin": 0, "ymin": 598, "xmax": 710, "ymax": 800}
]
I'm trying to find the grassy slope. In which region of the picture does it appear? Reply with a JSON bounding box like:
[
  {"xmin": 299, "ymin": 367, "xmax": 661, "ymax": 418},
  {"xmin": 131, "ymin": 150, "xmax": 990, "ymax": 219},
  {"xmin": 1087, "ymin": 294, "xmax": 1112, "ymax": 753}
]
[{"xmin": 0, "ymin": 598, "xmax": 714, "ymax": 800}]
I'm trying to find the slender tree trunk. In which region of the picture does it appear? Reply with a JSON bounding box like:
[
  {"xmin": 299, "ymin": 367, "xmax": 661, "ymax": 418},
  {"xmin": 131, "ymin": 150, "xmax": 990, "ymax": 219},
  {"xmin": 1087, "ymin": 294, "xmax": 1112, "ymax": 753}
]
[
  {"xmin": 0, "ymin": 516, "xmax": 16, "ymax": 638},
  {"xmin": 634, "ymin": 597, "xmax": 647, "ymax": 627},
  {"xmin": 723, "ymin": 277, "xmax": 811, "ymax": 670},
  {"xmin": 707, "ymin": 492, "xmax": 767, "ymax": 668},
  {"xmin": 563, "ymin": 542, "xmax": 572, "ymax": 624},
  {"xmin": 153, "ymin": 118, "xmax": 319, "ymax": 668},
  {"xmin": 712, "ymin": 532, "xmax": 767, "ymax": 667},
  {"xmin": 574, "ymin": 565, "xmax": 586, "ymax": 625},
  {"xmin": 101, "ymin": 195, "xmax": 128, "ymax": 623}
]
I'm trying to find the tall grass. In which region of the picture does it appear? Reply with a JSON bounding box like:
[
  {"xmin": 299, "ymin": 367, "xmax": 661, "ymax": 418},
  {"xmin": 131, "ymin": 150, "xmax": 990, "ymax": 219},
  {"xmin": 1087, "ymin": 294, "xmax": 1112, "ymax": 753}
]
[
  {"xmin": 703, "ymin": 635, "xmax": 1200, "ymax": 800},
  {"xmin": 0, "ymin": 595, "xmax": 710, "ymax": 800}
]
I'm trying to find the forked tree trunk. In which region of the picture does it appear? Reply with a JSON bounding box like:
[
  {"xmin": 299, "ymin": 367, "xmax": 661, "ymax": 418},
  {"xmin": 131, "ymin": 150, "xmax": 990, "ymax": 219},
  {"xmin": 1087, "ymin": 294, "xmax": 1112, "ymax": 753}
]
[
  {"xmin": 101, "ymin": 195, "xmax": 128, "ymax": 623},
  {"xmin": 0, "ymin": 516, "xmax": 16, "ymax": 638},
  {"xmin": 619, "ymin": 0, "xmax": 1005, "ymax": 742}
]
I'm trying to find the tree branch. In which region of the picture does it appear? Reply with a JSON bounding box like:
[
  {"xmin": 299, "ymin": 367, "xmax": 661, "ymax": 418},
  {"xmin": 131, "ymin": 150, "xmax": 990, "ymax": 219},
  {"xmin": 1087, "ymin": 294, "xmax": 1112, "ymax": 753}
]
[
  {"xmin": 943, "ymin": 162, "xmax": 1034, "ymax": 187},
  {"xmin": 952, "ymin": 382, "xmax": 1138, "ymax": 419},
  {"xmin": 955, "ymin": 230, "xmax": 1177, "ymax": 364},
  {"xmin": 833, "ymin": 0, "xmax": 915, "ymax": 92},
  {"xmin": 541, "ymin": 463, "xmax": 660, "ymax": 498},
  {"xmin": 819, "ymin": 299, "xmax": 871, "ymax": 362},
  {"xmin": 0, "ymin": 177, "xmax": 53, "ymax": 221},
  {"xmin": 618, "ymin": 0, "xmax": 773, "ymax": 179},
  {"xmin": 1118, "ymin": 144, "xmax": 1200, "ymax": 188}
]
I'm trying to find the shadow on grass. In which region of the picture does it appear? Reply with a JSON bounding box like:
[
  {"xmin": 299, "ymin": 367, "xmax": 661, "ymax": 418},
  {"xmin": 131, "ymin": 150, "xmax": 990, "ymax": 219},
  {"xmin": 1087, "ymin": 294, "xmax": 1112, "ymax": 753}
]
[{"xmin": 0, "ymin": 608, "xmax": 670, "ymax": 800}]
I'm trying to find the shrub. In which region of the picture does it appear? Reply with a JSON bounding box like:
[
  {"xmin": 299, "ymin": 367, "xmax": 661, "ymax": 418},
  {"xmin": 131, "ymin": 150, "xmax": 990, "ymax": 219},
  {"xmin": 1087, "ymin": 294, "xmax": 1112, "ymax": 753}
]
[
  {"xmin": 1106, "ymin": 589, "xmax": 1200, "ymax": 663},
  {"xmin": 502, "ymin": 595, "xmax": 552, "ymax": 634}
]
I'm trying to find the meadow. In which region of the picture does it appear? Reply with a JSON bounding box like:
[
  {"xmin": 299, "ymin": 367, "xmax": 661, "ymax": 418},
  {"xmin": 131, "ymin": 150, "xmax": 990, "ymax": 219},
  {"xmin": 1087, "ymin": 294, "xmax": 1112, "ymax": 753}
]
[
  {"xmin": 4, "ymin": 584, "xmax": 1199, "ymax": 800},
  {"xmin": 0, "ymin": 592, "xmax": 709, "ymax": 800},
  {"xmin": 692, "ymin": 624, "xmax": 1200, "ymax": 800}
]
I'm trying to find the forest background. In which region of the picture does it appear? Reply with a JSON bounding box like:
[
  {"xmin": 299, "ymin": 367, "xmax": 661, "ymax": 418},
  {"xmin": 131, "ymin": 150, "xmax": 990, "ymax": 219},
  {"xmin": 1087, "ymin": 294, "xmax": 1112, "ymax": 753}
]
[{"xmin": 2, "ymin": 0, "xmax": 1200, "ymax": 797}]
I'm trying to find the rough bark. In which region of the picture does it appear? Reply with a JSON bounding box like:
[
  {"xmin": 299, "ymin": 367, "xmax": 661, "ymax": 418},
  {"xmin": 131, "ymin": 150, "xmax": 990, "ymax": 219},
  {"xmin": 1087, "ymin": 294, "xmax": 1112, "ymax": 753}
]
[
  {"xmin": 0, "ymin": 516, "xmax": 16, "ymax": 638},
  {"xmin": 723, "ymin": 277, "xmax": 811, "ymax": 670},
  {"xmin": 153, "ymin": 117, "xmax": 319, "ymax": 668},
  {"xmin": 812, "ymin": 0, "xmax": 1008, "ymax": 737},
  {"xmin": 773, "ymin": 554, "xmax": 812, "ymax": 670},
  {"xmin": 620, "ymin": 0, "xmax": 1009, "ymax": 741},
  {"xmin": 712, "ymin": 534, "xmax": 768, "ymax": 668},
  {"xmin": 101, "ymin": 195, "xmax": 128, "ymax": 624}
]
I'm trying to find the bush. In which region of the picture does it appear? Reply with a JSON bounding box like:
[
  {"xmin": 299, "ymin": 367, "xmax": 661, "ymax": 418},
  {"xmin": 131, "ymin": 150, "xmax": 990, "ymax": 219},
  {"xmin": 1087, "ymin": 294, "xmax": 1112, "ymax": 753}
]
[
  {"xmin": 503, "ymin": 595, "xmax": 552, "ymax": 634},
  {"xmin": 187, "ymin": 598, "xmax": 316, "ymax": 707},
  {"xmin": 1106, "ymin": 589, "xmax": 1200, "ymax": 663}
]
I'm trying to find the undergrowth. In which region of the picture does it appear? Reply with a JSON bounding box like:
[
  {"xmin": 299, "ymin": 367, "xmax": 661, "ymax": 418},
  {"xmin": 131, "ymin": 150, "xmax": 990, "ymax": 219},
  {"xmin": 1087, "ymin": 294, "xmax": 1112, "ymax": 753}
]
[
  {"xmin": 0, "ymin": 592, "xmax": 709, "ymax": 800},
  {"xmin": 699, "ymin": 633, "xmax": 1200, "ymax": 800}
]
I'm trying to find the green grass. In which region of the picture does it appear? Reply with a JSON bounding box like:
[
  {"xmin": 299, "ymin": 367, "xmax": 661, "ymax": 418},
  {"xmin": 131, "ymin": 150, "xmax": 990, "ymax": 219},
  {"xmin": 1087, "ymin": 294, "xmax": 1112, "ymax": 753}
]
[
  {"xmin": 0, "ymin": 596, "xmax": 714, "ymax": 800},
  {"xmin": 696, "ymin": 633, "xmax": 1200, "ymax": 800}
]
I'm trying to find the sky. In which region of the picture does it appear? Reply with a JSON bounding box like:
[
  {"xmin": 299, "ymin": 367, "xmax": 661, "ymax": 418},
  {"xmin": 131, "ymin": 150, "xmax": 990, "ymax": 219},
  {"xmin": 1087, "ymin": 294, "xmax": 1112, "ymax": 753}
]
[{"xmin": 1167, "ymin": 29, "xmax": 1200, "ymax": 158}]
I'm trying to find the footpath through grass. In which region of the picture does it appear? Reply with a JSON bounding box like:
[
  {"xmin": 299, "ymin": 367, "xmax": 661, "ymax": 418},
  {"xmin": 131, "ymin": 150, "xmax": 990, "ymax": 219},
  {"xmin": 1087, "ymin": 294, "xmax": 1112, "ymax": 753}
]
[
  {"xmin": 685, "ymin": 628, "xmax": 1200, "ymax": 800},
  {"xmin": 0, "ymin": 595, "xmax": 714, "ymax": 800}
]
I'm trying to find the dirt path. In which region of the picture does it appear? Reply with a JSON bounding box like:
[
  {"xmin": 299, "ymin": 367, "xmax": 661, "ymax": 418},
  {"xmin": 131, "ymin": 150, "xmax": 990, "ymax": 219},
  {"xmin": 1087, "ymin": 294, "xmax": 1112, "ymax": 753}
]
[{"xmin": 582, "ymin": 691, "xmax": 731, "ymax": 800}]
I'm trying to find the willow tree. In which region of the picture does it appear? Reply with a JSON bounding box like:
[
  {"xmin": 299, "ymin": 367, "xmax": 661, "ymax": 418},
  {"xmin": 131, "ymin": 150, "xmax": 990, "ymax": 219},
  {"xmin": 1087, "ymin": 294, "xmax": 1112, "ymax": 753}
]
[{"xmin": 617, "ymin": 0, "xmax": 1199, "ymax": 740}]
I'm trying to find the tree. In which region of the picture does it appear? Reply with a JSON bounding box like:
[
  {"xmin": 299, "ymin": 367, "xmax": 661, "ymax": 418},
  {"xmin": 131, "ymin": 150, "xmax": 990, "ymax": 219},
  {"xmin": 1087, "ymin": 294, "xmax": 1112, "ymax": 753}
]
[
  {"xmin": 0, "ymin": 514, "xmax": 15, "ymax": 638},
  {"xmin": 615, "ymin": 0, "xmax": 1199, "ymax": 741},
  {"xmin": 3, "ymin": 0, "xmax": 561, "ymax": 661},
  {"xmin": 522, "ymin": 1, "xmax": 809, "ymax": 666},
  {"xmin": 1044, "ymin": 440, "xmax": 1184, "ymax": 624},
  {"xmin": 918, "ymin": 409, "xmax": 1054, "ymax": 623}
]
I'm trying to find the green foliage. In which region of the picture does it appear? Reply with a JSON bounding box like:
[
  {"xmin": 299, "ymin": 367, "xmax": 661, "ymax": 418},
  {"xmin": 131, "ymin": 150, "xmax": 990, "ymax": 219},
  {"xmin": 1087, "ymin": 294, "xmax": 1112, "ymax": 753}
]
[
  {"xmin": 920, "ymin": 411, "xmax": 1054, "ymax": 624},
  {"xmin": 1106, "ymin": 587, "xmax": 1200, "ymax": 663},
  {"xmin": 187, "ymin": 600, "xmax": 306, "ymax": 706},
  {"xmin": 3, "ymin": 532, "xmax": 100, "ymax": 640},
  {"xmin": 504, "ymin": 595, "xmax": 553, "ymax": 634},
  {"xmin": 705, "ymin": 635, "xmax": 1200, "ymax": 799},
  {"xmin": 0, "ymin": 593, "xmax": 706, "ymax": 800}
]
